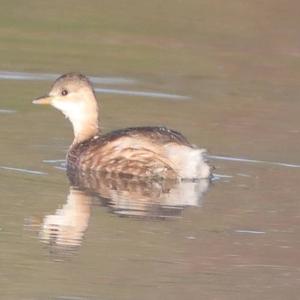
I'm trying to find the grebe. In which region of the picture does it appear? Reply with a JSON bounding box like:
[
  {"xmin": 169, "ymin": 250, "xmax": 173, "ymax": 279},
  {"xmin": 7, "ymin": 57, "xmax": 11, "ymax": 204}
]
[{"xmin": 33, "ymin": 73, "xmax": 212, "ymax": 179}]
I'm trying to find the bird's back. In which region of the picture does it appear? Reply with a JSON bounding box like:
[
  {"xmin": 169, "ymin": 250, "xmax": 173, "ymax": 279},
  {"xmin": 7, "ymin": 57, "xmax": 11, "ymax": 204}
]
[{"xmin": 67, "ymin": 126, "xmax": 211, "ymax": 179}]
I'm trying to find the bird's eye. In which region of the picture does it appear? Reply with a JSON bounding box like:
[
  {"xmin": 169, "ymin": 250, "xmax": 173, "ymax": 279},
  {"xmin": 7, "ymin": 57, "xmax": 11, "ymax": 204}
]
[{"xmin": 61, "ymin": 89, "xmax": 68, "ymax": 96}]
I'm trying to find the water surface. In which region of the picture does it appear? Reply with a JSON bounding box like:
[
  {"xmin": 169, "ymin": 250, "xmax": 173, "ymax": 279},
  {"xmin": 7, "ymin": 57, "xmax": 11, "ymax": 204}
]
[{"xmin": 1, "ymin": 1, "xmax": 300, "ymax": 299}]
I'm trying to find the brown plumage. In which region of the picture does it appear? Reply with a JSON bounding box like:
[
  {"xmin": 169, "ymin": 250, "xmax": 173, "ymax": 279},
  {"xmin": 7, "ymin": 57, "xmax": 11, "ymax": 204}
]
[{"xmin": 33, "ymin": 73, "xmax": 212, "ymax": 179}]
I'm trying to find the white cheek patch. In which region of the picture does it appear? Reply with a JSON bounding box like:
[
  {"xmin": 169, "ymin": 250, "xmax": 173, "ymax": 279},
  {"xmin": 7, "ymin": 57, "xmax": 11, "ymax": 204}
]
[
  {"xmin": 52, "ymin": 100, "xmax": 84, "ymax": 120},
  {"xmin": 52, "ymin": 99, "xmax": 88, "ymax": 137}
]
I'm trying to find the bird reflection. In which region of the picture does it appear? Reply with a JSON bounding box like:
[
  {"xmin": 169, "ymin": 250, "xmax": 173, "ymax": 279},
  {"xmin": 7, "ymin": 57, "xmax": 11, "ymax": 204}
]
[
  {"xmin": 35, "ymin": 168, "xmax": 210, "ymax": 253},
  {"xmin": 39, "ymin": 187, "xmax": 91, "ymax": 252}
]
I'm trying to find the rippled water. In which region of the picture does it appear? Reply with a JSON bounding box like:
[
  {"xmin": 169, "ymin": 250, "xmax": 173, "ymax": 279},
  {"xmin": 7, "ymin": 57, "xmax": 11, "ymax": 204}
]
[{"xmin": 1, "ymin": 1, "xmax": 300, "ymax": 299}]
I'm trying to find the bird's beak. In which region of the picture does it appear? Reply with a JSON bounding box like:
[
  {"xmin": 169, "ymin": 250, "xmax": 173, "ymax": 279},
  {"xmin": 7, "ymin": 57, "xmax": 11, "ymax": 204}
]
[{"xmin": 32, "ymin": 95, "xmax": 53, "ymax": 105}]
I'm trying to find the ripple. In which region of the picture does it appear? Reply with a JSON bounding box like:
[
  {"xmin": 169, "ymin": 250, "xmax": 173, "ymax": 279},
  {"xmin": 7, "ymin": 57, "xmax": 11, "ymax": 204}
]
[
  {"xmin": 0, "ymin": 70, "xmax": 189, "ymax": 100},
  {"xmin": 0, "ymin": 165, "xmax": 46, "ymax": 175},
  {"xmin": 0, "ymin": 109, "xmax": 16, "ymax": 113},
  {"xmin": 209, "ymin": 155, "xmax": 300, "ymax": 169},
  {"xmin": 94, "ymin": 87, "xmax": 190, "ymax": 100},
  {"xmin": 0, "ymin": 70, "xmax": 136, "ymax": 85}
]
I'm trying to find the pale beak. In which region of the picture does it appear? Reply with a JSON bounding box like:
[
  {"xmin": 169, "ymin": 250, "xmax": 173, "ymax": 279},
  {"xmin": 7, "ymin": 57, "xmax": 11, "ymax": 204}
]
[{"xmin": 32, "ymin": 95, "xmax": 53, "ymax": 105}]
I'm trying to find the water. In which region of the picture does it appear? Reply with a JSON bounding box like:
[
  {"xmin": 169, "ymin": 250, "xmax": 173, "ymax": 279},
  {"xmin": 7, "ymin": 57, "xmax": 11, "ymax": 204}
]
[{"xmin": 1, "ymin": 1, "xmax": 300, "ymax": 299}]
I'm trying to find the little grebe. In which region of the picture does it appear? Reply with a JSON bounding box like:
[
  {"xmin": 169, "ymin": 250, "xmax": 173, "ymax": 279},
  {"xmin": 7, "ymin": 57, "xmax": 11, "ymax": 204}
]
[{"xmin": 33, "ymin": 73, "xmax": 212, "ymax": 179}]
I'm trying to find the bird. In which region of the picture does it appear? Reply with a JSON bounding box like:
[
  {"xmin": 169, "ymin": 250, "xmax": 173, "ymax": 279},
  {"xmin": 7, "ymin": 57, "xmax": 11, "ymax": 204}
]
[{"xmin": 33, "ymin": 73, "xmax": 212, "ymax": 180}]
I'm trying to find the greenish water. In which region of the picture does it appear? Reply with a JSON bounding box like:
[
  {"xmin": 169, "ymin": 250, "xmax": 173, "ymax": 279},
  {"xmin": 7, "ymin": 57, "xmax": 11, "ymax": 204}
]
[{"xmin": 1, "ymin": 1, "xmax": 300, "ymax": 299}]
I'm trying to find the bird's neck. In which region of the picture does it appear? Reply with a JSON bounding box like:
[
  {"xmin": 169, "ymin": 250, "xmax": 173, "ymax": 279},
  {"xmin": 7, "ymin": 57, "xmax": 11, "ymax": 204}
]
[
  {"xmin": 66, "ymin": 103, "xmax": 100, "ymax": 145},
  {"xmin": 72, "ymin": 115, "xmax": 99, "ymax": 145}
]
